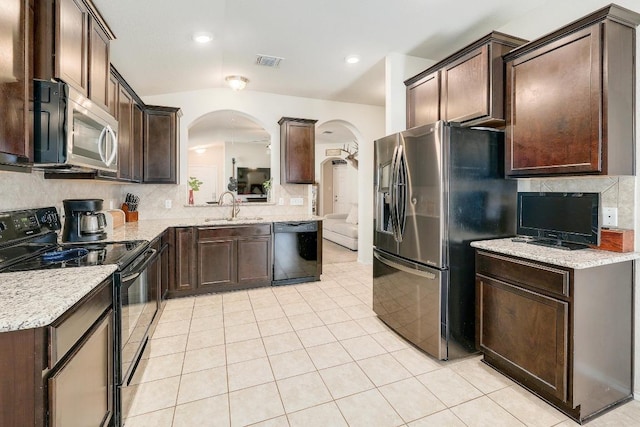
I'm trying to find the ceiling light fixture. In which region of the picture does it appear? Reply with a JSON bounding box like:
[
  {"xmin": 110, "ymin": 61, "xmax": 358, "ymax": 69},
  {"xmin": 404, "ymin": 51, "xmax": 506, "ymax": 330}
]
[
  {"xmin": 192, "ymin": 32, "xmax": 213, "ymax": 44},
  {"xmin": 195, "ymin": 148, "xmax": 206, "ymax": 154},
  {"xmin": 225, "ymin": 75, "xmax": 249, "ymax": 91},
  {"xmin": 345, "ymin": 55, "xmax": 360, "ymax": 64}
]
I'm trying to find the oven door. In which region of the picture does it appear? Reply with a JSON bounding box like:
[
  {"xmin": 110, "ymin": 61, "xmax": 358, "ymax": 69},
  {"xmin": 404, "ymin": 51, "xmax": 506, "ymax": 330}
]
[{"xmin": 116, "ymin": 247, "xmax": 158, "ymax": 385}]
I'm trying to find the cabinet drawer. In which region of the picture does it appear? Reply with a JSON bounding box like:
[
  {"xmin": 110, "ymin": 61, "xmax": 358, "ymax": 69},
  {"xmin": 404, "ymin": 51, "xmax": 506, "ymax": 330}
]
[
  {"xmin": 49, "ymin": 279, "xmax": 112, "ymax": 368},
  {"xmin": 476, "ymin": 251, "xmax": 570, "ymax": 297},
  {"xmin": 198, "ymin": 224, "xmax": 271, "ymax": 239}
]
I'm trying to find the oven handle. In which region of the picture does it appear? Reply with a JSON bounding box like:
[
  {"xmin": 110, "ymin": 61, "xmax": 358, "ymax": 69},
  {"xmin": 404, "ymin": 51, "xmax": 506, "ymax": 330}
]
[{"xmin": 121, "ymin": 248, "xmax": 157, "ymax": 281}]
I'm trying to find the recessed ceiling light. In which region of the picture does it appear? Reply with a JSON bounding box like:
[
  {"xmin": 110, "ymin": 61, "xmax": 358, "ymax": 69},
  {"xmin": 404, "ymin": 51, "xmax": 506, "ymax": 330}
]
[
  {"xmin": 345, "ymin": 55, "xmax": 360, "ymax": 64},
  {"xmin": 192, "ymin": 32, "xmax": 213, "ymax": 44},
  {"xmin": 195, "ymin": 148, "xmax": 206, "ymax": 154}
]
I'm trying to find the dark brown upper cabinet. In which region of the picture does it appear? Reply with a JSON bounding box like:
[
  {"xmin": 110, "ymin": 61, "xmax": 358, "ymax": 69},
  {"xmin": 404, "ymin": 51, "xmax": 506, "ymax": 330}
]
[
  {"xmin": 144, "ymin": 105, "xmax": 181, "ymax": 184},
  {"xmin": 35, "ymin": 0, "xmax": 114, "ymax": 111},
  {"xmin": 405, "ymin": 31, "xmax": 527, "ymax": 129},
  {"xmin": 406, "ymin": 71, "xmax": 440, "ymax": 129},
  {"xmin": 0, "ymin": 0, "xmax": 32, "ymax": 167},
  {"xmin": 279, "ymin": 117, "xmax": 317, "ymax": 184},
  {"xmin": 504, "ymin": 5, "xmax": 640, "ymax": 177}
]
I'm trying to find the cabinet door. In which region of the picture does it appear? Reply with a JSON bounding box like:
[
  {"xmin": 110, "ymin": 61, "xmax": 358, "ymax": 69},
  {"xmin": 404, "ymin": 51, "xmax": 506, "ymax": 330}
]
[
  {"xmin": 477, "ymin": 275, "xmax": 568, "ymax": 402},
  {"xmin": 198, "ymin": 239, "xmax": 236, "ymax": 289},
  {"xmin": 173, "ymin": 227, "xmax": 196, "ymax": 292},
  {"xmin": 144, "ymin": 107, "xmax": 179, "ymax": 183},
  {"xmin": 57, "ymin": 0, "xmax": 88, "ymax": 95},
  {"xmin": 441, "ymin": 46, "xmax": 489, "ymax": 123},
  {"xmin": 0, "ymin": 0, "xmax": 31, "ymax": 163},
  {"xmin": 406, "ymin": 71, "xmax": 439, "ymax": 128},
  {"xmin": 505, "ymin": 26, "xmax": 601, "ymax": 176},
  {"xmin": 237, "ymin": 236, "xmax": 272, "ymax": 286},
  {"xmin": 107, "ymin": 69, "xmax": 118, "ymax": 118},
  {"xmin": 280, "ymin": 119, "xmax": 315, "ymax": 184},
  {"xmin": 88, "ymin": 19, "xmax": 109, "ymax": 111},
  {"xmin": 117, "ymin": 86, "xmax": 133, "ymax": 181},
  {"xmin": 48, "ymin": 310, "xmax": 113, "ymax": 427},
  {"xmin": 132, "ymin": 104, "xmax": 144, "ymax": 182}
]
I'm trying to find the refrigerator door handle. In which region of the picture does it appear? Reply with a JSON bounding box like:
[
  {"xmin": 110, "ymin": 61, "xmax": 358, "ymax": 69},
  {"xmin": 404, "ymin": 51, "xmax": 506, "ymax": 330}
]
[
  {"xmin": 374, "ymin": 250, "xmax": 436, "ymax": 279},
  {"xmin": 391, "ymin": 144, "xmax": 404, "ymax": 243},
  {"xmin": 396, "ymin": 147, "xmax": 407, "ymax": 239},
  {"xmin": 389, "ymin": 144, "xmax": 399, "ymax": 242}
]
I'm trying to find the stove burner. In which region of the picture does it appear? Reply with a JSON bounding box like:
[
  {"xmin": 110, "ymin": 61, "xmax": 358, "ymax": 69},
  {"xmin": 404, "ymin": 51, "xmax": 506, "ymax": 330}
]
[{"xmin": 41, "ymin": 248, "xmax": 89, "ymax": 263}]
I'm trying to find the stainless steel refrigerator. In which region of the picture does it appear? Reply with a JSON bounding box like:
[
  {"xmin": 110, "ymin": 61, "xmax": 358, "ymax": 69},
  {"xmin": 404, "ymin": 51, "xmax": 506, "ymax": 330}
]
[{"xmin": 373, "ymin": 121, "xmax": 516, "ymax": 360}]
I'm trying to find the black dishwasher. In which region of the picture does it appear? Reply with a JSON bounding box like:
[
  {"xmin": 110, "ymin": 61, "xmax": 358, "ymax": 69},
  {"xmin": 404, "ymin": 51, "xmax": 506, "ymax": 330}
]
[{"xmin": 273, "ymin": 221, "xmax": 320, "ymax": 285}]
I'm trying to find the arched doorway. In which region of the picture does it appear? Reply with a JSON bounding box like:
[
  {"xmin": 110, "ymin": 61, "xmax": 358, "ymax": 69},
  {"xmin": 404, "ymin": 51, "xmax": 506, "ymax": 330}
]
[{"xmin": 316, "ymin": 120, "xmax": 359, "ymax": 262}]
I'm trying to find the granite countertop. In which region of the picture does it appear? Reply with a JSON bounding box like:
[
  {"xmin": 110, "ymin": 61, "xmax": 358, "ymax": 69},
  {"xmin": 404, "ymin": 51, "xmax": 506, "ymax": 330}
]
[
  {"xmin": 0, "ymin": 215, "xmax": 322, "ymax": 332},
  {"xmin": 0, "ymin": 265, "xmax": 117, "ymax": 332},
  {"xmin": 110, "ymin": 214, "xmax": 323, "ymax": 241},
  {"xmin": 471, "ymin": 238, "xmax": 640, "ymax": 269}
]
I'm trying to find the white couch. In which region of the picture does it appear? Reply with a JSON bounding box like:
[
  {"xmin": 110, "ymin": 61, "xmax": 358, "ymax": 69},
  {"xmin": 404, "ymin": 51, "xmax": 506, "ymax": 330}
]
[{"xmin": 323, "ymin": 212, "xmax": 358, "ymax": 250}]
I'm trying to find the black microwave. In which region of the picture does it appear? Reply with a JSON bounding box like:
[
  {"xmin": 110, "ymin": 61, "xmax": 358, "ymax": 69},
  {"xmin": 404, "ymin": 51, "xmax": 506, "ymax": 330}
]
[{"xmin": 33, "ymin": 79, "xmax": 119, "ymax": 173}]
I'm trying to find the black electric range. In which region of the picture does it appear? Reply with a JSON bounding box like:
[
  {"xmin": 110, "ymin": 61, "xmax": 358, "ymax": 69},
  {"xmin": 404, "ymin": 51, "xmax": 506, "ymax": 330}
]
[{"xmin": 0, "ymin": 207, "xmax": 148, "ymax": 273}]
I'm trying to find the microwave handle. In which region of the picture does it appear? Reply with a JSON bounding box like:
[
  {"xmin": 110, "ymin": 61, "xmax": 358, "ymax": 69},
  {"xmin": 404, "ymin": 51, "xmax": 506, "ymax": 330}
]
[
  {"xmin": 103, "ymin": 125, "xmax": 118, "ymax": 166},
  {"xmin": 97, "ymin": 127, "xmax": 108, "ymax": 163}
]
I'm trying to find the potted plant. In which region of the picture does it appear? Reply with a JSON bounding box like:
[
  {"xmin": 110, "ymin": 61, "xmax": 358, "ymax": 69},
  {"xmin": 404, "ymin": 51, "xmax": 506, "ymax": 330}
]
[
  {"xmin": 262, "ymin": 177, "xmax": 273, "ymax": 201},
  {"xmin": 187, "ymin": 176, "xmax": 203, "ymax": 205}
]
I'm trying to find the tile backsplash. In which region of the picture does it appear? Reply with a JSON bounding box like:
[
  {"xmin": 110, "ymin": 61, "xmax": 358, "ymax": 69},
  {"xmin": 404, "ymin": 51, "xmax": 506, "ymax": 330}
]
[
  {"xmin": 0, "ymin": 170, "xmax": 122, "ymax": 216},
  {"xmin": 0, "ymin": 170, "xmax": 309, "ymax": 220},
  {"xmin": 517, "ymin": 176, "xmax": 635, "ymax": 229}
]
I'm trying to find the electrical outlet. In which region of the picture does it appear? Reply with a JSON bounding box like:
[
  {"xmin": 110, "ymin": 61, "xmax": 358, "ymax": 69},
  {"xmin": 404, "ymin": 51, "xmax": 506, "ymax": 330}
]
[
  {"xmin": 164, "ymin": 199, "xmax": 172, "ymax": 209},
  {"xmin": 278, "ymin": 198, "xmax": 285, "ymax": 205},
  {"xmin": 290, "ymin": 197, "xmax": 304, "ymax": 206},
  {"xmin": 602, "ymin": 207, "xmax": 618, "ymax": 227}
]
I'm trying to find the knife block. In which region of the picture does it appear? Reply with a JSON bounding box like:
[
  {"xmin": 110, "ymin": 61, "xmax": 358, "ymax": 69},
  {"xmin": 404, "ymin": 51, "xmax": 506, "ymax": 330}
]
[{"xmin": 121, "ymin": 204, "xmax": 138, "ymax": 222}]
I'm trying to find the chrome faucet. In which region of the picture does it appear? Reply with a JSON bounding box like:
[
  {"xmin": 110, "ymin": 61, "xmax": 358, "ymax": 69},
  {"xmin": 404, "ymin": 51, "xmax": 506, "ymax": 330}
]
[{"xmin": 218, "ymin": 191, "xmax": 240, "ymax": 219}]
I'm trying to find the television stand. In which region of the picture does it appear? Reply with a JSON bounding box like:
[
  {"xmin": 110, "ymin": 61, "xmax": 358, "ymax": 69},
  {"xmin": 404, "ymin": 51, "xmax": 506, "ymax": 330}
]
[{"xmin": 527, "ymin": 238, "xmax": 589, "ymax": 251}]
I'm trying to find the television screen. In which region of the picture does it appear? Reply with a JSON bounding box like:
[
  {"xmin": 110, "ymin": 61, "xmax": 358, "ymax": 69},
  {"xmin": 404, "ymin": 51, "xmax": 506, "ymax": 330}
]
[
  {"xmin": 517, "ymin": 192, "xmax": 600, "ymax": 249},
  {"xmin": 236, "ymin": 167, "xmax": 270, "ymax": 195}
]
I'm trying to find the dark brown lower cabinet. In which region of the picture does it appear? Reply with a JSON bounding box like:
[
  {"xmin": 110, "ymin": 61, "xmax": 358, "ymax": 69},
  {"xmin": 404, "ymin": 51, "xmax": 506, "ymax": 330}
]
[
  {"xmin": 48, "ymin": 310, "xmax": 113, "ymax": 427},
  {"xmin": 197, "ymin": 225, "xmax": 272, "ymax": 292},
  {"xmin": 476, "ymin": 250, "xmax": 632, "ymax": 423},
  {"xmin": 477, "ymin": 276, "xmax": 568, "ymax": 401},
  {"xmin": 0, "ymin": 278, "xmax": 113, "ymax": 427},
  {"xmin": 170, "ymin": 227, "xmax": 196, "ymax": 296},
  {"xmin": 169, "ymin": 225, "xmax": 273, "ymax": 297}
]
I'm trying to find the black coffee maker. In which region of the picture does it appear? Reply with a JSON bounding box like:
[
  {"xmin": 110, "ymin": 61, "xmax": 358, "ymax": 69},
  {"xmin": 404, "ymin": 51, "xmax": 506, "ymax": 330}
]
[{"xmin": 62, "ymin": 199, "xmax": 107, "ymax": 242}]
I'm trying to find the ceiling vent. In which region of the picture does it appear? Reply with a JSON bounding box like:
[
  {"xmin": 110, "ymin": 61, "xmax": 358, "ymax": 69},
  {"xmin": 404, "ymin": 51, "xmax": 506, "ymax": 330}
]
[{"xmin": 256, "ymin": 55, "xmax": 284, "ymax": 68}]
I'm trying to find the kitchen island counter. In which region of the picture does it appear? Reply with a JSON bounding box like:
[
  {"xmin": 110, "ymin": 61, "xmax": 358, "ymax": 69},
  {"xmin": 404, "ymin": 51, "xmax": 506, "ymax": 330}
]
[{"xmin": 471, "ymin": 238, "xmax": 640, "ymax": 269}]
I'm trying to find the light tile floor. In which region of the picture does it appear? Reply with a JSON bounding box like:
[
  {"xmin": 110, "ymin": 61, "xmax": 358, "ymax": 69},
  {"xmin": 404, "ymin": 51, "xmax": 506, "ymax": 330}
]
[{"xmin": 125, "ymin": 260, "xmax": 640, "ymax": 427}]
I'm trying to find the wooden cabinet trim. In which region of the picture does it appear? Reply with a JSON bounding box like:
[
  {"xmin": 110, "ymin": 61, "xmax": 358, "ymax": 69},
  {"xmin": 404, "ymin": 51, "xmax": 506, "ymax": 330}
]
[
  {"xmin": 48, "ymin": 279, "xmax": 112, "ymax": 368},
  {"xmin": 476, "ymin": 251, "xmax": 570, "ymax": 297},
  {"xmin": 197, "ymin": 224, "xmax": 271, "ymax": 239}
]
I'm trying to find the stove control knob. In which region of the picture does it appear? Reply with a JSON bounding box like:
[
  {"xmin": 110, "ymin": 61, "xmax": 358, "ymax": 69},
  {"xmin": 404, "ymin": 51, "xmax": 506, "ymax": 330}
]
[{"xmin": 0, "ymin": 222, "xmax": 6, "ymax": 231}]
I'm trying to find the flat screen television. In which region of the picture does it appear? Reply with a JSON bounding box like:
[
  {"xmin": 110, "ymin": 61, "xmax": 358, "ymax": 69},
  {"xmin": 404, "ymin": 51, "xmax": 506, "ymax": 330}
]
[{"xmin": 517, "ymin": 192, "xmax": 600, "ymax": 250}]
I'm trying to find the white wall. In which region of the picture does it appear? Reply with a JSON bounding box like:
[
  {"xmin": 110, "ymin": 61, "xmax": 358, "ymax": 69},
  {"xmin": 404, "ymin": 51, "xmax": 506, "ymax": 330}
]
[
  {"xmin": 144, "ymin": 88, "xmax": 385, "ymax": 263},
  {"xmin": 385, "ymin": 53, "xmax": 435, "ymax": 134}
]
